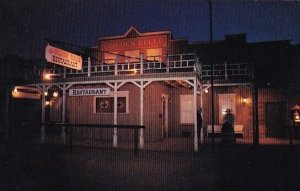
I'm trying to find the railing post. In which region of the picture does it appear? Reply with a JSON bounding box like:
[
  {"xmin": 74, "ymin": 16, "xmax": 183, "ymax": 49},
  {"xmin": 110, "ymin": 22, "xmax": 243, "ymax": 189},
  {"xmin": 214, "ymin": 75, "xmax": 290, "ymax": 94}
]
[
  {"xmin": 225, "ymin": 61, "xmax": 228, "ymax": 80},
  {"xmin": 140, "ymin": 54, "xmax": 144, "ymax": 74},
  {"xmin": 180, "ymin": 54, "xmax": 183, "ymax": 67},
  {"xmin": 166, "ymin": 54, "xmax": 170, "ymax": 73},
  {"xmin": 88, "ymin": 57, "xmax": 91, "ymax": 77},
  {"xmin": 114, "ymin": 56, "xmax": 118, "ymax": 76}
]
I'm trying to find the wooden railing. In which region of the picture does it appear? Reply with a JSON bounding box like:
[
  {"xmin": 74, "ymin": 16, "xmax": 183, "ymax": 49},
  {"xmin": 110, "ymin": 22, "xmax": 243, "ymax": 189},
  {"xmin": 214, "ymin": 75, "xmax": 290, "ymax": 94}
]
[{"xmin": 25, "ymin": 54, "xmax": 250, "ymax": 81}]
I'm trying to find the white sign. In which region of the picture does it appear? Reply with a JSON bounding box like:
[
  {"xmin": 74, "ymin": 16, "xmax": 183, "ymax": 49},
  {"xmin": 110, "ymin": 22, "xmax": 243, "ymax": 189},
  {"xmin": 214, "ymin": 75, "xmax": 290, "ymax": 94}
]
[
  {"xmin": 45, "ymin": 44, "xmax": 82, "ymax": 70},
  {"xmin": 69, "ymin": 88, "xmax": 110, "ymax": 96}
]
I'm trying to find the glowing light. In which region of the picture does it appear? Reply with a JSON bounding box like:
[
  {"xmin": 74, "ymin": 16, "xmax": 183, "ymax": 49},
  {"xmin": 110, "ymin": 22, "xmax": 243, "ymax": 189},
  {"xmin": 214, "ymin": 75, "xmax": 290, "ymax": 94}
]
[
  {"xmin": 45, "ymin": 101, "xmax": 50, "ymax": 106},
  {"xmin": 44, "ymin": 91, "xmax": 48, "ymax": 96},
  {"xmin": 13, "ymin": 88, "xmax": 18, "ymax": 94},
  {"xmin": 44, "ymin": 73, "xmax": 52, "ymax": 80},
  {"xmin": 204, "ymin": 89, "xmax": 209, "ymax": 94},
  {"xmin": 132, "ymin": 69, "xmax": 137, "ymax": 74},
  {"xmin": 53, "ymin": 91, "xmax": 58, "ymax": 97}
]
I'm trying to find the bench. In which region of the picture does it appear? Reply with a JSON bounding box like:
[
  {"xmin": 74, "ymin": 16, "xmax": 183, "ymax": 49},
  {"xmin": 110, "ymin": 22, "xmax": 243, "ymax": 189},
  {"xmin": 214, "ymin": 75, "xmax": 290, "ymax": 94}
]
[{"xmin": 207, "ymin": 124, "xmax": 244, "ymax": 137}]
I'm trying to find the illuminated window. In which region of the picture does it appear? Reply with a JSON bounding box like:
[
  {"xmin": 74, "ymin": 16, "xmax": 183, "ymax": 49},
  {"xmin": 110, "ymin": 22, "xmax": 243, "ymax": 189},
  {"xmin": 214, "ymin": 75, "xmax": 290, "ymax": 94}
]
[
  {"xmin": 146, "ymin": 48, "xmax": 162, "ymax": 62},
  {"xmin": 94, "ymin": 91, "xmax": 129, "ymax": 114},
  {"xmin": 104, "ymin": 52, "xmax": 118, "ymax": 64},
  {"xmin": 125, "ymin": 50, "xmax": 139, "ymax": 62},
  {"xmin": 180, "ymin": 95, "xmax": 195, "ymax": 124}
]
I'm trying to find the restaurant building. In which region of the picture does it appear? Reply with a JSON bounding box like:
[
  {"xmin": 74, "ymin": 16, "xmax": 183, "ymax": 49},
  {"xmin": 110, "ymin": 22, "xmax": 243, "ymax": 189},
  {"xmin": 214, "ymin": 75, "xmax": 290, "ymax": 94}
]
[{"xmin": 9, "ymin": 26, "xmax": 300, "ymax": 151}]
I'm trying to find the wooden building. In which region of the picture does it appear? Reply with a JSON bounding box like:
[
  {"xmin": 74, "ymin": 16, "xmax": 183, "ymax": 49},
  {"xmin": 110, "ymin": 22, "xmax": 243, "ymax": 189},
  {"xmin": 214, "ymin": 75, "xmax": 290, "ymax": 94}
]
[{"xmin": 9, "ymin": 26, "xmax": 300, "ymax": 151}]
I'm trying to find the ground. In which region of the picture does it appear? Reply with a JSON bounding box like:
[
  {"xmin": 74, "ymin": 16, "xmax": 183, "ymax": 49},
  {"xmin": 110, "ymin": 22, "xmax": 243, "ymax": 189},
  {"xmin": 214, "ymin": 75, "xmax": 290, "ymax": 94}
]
[{"xmin": 0, "ymin": 142, "xmax": 299, "ymax": 191}]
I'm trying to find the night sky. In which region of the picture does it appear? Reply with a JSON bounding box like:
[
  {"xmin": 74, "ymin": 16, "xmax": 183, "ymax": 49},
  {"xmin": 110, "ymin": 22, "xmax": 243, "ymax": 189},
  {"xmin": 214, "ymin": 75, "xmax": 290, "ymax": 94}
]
[{"xmin": 1, "ymin": 0, "xmax": 300, "ymax": 59}]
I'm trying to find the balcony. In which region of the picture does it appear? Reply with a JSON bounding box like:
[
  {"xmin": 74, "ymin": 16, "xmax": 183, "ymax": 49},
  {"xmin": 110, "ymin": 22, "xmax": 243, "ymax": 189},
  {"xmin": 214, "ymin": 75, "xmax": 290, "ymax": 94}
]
[{"xmin": 24, "ymin": 53, "xmax": 251, "ymax": 84}]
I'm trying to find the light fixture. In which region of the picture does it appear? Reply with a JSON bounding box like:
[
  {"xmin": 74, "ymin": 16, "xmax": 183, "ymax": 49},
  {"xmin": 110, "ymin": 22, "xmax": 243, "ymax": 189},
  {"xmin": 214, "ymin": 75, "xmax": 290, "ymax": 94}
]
[
  {"xmin": 204, "ymin": 89, "xmax": 209, "ymax": 94},
  {"xmin": 44, "ymin": 91, "xmax": 48, "ymax": 96},
  {"xmin": 53, "ymin": 91, "xmax": 58, "ymax": 97},
  {"xmin": 43, "ymin": 73, "xmax": 61, "ymax": 80},
  {"xmin": 45, "ymin": 101, "xmax": 50, "ymax": 106},
  {"xmin": 43, "ymin": 73, "xmax": 52, "ymax": 80},
  {"xmin": 13, "ymin": 88, "xmax": 18, "ymax": 94},
  {"xmin": 242, "ymin": 98, "xmax": 247, "ymax": 105}
]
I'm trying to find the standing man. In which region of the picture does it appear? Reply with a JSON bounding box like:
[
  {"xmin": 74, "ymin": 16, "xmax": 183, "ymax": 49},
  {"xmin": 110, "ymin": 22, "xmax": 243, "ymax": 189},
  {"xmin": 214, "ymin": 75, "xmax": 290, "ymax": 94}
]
[
  {"xmin": 222, "ymin": 109, "xmax": 235, "ymax": 144},
  {"xmin": 197, "ymin": 108, "xmax": 203, "ymax": 144}
]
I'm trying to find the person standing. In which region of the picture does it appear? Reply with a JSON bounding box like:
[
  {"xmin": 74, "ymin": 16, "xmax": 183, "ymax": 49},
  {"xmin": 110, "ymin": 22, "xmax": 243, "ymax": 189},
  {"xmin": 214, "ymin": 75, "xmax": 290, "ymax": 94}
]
[
  {"xmin": 222, "ymin": 109, "xmax": 235, "ymax": 145},
  {"xmin": 197, "ymin": 108, "xmax": 203, "ymax": 144}
]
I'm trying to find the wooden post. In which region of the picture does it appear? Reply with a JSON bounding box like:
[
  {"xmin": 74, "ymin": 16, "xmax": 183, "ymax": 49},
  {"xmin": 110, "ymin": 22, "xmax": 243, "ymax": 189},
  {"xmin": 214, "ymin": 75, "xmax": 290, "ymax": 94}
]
[
  {"xmin": 194, "ymin": 78, "xmax": 198, "ymax": 152},
  {"xmin": 41, "ymin": 91, "xmax": 46, "ymax": 143},
  {"xmin": 113, "ymin": 84, "xmax": 118, "ymax": 147},
  {"xmin": 88, "ymin": 57, "xmax": 91, "ymax": 77},
  {"xmin": 139, "ymin": 81, "xmax": 144, "ymax": 148},
  {"xmin": 114, "ymin": 56, "xmax": 118, "ymax": 76},
  {"xmin": 61, "ymin": 88, "xmax": 66, "ymax": 145},
  {"xmin": 140, "ymin": 54, "xmax": 144, "ymax": 74},
  {"xmin": 134, "ymin": 126, "xmax": 138, "ymax": 156}
]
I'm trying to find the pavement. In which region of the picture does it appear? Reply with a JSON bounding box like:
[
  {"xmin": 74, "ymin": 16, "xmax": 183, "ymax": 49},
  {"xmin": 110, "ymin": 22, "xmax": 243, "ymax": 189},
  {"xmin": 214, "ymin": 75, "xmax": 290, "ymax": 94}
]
[{"xmin": 1, "ymin": 140, "xmax": 300, "ymax": 191}]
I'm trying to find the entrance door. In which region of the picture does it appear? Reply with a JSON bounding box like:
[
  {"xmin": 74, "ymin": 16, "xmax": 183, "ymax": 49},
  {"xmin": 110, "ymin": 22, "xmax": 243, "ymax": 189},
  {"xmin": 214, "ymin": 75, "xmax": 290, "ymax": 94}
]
[
  {"xmin": 265, "ymin": 102, "xmax": 286, "ymax": 138},
  {"xmin": 161, "ymin": 94, "xmax": 169, "ymax": 138}
]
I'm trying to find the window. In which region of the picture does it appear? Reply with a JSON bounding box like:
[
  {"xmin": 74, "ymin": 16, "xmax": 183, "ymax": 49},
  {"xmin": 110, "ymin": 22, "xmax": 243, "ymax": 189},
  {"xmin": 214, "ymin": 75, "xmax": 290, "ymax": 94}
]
[
  {"xmin": 218, "ymin": 94, "xmax": 236, "ymax": 124},
  {"xmin": 146, "ymin": 48, "xmax": 162, "ymax": 62},
  {"xmin": 124, "ymin": 50, "xmax": 139, "ymax": 62},
  {"xmin": 94, "ymin": 91, "xmax": 129, "ymax": 114},
  {"xmin": 103, "ymin": 52, "xmax": 118, "ymax": 64},
  {"xmin": 180, "ymin": 95, "xmax": 195, "ymax": 124}
]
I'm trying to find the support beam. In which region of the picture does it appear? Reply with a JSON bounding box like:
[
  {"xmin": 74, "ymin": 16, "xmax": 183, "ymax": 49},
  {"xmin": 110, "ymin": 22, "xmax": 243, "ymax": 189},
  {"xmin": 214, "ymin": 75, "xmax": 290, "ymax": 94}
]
[
  {"xmin": 61, "ymin": 87, "xmax": 66, "ymax": 144},
  {"xmin": 41, "ymin": 91, "xmax": 46, "ymax": 143},
  {"xmin": 194, "ymin": 78, "xmax": 198, "ymax": 152},
  {"xmin": 139, "ymin": 81, "xmax": 144, "ymax": 148},
  {"xmin": 113, "ymin": 83, "xmax": 118, "ymax": 147}
]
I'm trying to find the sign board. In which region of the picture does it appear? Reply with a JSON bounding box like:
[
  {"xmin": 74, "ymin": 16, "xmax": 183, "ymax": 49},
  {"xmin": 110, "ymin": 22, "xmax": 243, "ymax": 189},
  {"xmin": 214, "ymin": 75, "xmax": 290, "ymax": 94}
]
[
  {"xmin": 45, "ymin": 44, "xmax": 82, "ymax": 70},
  {"xmin": 100, "ymin": 35, "xmax": 168, "ymax": 51},
  {"xmin": 69, "ymin": 88, "xmax": 110, "ymax": 96}
]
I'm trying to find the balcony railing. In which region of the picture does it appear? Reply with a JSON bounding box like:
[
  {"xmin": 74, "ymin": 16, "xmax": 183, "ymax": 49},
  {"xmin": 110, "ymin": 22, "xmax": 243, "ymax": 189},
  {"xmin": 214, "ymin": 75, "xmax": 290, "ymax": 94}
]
[
  {"xmin": 25, "ymin": 53, "xmax": 251, "ymax": 82},
  {"xmin": 42, "ymin": 53, "xmax": 200, "ymax": 78}
]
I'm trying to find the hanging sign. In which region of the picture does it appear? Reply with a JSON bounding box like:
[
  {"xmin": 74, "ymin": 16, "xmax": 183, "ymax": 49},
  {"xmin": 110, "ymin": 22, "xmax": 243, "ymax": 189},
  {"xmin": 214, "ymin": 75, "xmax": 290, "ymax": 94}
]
[
  {"xmin": 45, "ymin": 44, "xmax": 82, "ymax": 70},
  {"xmin": 69, "ymin": 88, "xmax": 110, "ymax": 96}
]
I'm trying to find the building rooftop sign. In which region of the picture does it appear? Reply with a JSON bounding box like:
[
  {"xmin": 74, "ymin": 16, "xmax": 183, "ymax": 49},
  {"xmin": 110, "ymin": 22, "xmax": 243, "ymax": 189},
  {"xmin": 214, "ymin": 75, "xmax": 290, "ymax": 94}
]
[{"xmin": 45, "ymin": 44, "xmax": 82, "ymax": 70}]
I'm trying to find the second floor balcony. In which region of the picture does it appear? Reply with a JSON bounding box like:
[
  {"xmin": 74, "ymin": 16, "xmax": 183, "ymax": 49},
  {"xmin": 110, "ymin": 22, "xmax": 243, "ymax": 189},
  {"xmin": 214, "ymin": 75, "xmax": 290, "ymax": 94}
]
[{"xmin": 24, "ymin": 53, "xmax": 251, "ymax": 84}]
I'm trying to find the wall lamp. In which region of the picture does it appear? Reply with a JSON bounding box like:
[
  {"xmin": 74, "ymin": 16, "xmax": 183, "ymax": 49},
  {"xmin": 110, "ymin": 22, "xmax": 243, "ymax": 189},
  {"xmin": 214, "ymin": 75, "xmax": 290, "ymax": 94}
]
[{"xmin": 242, "ymin": 98, "xmax": 247, "ymax": 105}]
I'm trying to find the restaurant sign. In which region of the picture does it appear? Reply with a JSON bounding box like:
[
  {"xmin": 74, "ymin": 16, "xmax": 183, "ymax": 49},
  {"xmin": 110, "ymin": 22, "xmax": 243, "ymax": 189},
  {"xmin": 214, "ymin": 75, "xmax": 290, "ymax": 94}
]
[
  {"xmin": 45, "ymin": 44, "xmax": 82, "ymax": 70},
  {"xmin": 69, "ymin": 88, "xmax": 110, "ymax": 96}
]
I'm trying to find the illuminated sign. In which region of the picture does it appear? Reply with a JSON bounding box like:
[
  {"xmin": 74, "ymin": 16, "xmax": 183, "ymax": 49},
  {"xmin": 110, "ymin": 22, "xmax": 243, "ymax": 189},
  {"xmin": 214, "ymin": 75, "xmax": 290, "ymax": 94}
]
[
  {"xmin": 101, "ymin": 35, "xmax": 168, "ymax": 51},
  {"xmin": 69, "ymin": 88, "xmax": 110, "ymax": 96},
  {"xmin": 45, "ymin": 44, "xmax": 82, "ymax": 70}
]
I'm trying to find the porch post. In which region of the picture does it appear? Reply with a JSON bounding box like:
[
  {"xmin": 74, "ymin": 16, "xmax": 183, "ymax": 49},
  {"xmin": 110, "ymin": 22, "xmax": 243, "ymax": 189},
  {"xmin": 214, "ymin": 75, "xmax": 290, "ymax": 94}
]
[
  {"xmin": 61, "ymin": 87, "xmax": 66, "ymax": 144},
  {"xmin": 200, "ymin": 84, "xmax": 204, "ymax": 144},
  {"xmin": 194, "ymin": 79, "xmax": 199, "ymax": 152},
  {"xmin": 140, "ymin": 54, "xmax": 144, "ymax": 74},
  {"xmin": 139, "ymin": 81, "xmax": 144, "ymax": 148},
  {"xmin": 113, "ymin": 84, "xmax": 118, "ymax": 147},
  {"xmin": 41, "ymin": 91, "xmax": 46, "ymax": 143},
  {"xmin": 87, "ymin": 57, "xmax": 91, "ymax": 77}
]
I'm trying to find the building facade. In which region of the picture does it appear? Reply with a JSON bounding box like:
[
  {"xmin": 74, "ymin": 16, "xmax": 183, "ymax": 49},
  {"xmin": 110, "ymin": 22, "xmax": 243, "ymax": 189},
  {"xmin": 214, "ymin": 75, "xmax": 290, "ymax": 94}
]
[{"xmin": 9, "ymin": 26, "xmax": 300, "ymax": 151}]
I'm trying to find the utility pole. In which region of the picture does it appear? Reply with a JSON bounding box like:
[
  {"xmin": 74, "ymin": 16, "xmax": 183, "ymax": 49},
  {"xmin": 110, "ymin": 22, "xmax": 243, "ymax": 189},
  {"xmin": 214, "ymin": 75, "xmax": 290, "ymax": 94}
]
[{"xmin": 209, "ymin": 0, "xmax": 215, "ymax": 145}]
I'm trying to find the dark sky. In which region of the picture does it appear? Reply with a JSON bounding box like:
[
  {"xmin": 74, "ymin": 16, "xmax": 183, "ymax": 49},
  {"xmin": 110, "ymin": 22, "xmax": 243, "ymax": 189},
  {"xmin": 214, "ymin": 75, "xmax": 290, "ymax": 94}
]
[{"xmin": 1, "ymin": 0, "xmax": 300, "ymax": 59}]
